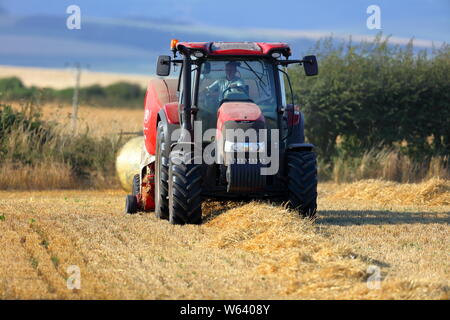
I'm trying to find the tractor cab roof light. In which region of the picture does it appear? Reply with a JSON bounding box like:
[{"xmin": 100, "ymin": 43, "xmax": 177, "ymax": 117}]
[
  {"xmin": 210, "ymin": 42, "xmax": 261, "ymax": 52},
  {"xmin": 271, "ymin": 52, "xmax": 281, "ymax": 58},
  {"xmin": 193, "ymin": 51, "xmax": 204, "ymax": 58}
]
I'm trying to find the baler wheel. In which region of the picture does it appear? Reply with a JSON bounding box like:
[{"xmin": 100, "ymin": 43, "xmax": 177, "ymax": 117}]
[
  {"xmin": 125, "ymin": 195, "xmax": 138, "ymax": 214},
  {"xmin": 168, "ymin": 151, "xmax": 202, "ymax": 225},
  {"xmin": 286, "ymin": 151, "xmax": 318, "ymax": 218}
]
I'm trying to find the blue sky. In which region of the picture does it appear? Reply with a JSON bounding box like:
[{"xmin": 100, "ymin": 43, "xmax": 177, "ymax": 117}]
[
  {"xmin": 0, "ymin": 0, "xmax": 448, "ymax": 73},
  {"xmin": 1, "ymin": 0, "xmax": 449, "ymax": 43}
]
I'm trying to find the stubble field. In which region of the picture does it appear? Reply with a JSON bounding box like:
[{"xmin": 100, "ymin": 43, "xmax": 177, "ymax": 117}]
[{"xmin": 0, "ymin": 180, "xmax": 448, "ymax": 299}]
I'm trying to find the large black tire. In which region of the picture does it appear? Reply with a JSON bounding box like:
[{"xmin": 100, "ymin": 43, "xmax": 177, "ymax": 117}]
[
  {"xmin": 131, "ymin": 174, "xmax": 140, "ymax": 196},
  {"xmin": 155, "ymin": 122, "xmax": 170, "ymax": 219},
  {"xmin": 168, "ymin": 151, "xmax": 202, "ymax": 225},
  {"xmin": 286, "ymin": 151, "xmax": 318, "ymax": 218}
]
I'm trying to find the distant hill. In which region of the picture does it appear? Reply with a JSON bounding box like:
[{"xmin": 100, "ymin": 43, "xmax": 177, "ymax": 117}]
[{"xmin": 0, "ymin": 65, "xmax": 151, "ymax": 89}]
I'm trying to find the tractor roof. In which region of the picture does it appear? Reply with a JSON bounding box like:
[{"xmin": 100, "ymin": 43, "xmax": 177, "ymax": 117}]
[{"xmin": 175, "ymin": 41, "xmax": 291, "ymax": 57}]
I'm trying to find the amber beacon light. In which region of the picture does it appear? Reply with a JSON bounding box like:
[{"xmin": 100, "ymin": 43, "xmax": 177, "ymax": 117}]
[{"xmin": 170, "ymin": 39, "xmax": 179, "ymax": 50}]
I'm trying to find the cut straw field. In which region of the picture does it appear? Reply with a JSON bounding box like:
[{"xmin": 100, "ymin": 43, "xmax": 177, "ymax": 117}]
[
  {"xmin": 0, "ymin": 180, "xmax": 448, "ymax": 299},
  {"xmin": 9, "ymin": 102, "xmax": 144, "ymax": 138}
]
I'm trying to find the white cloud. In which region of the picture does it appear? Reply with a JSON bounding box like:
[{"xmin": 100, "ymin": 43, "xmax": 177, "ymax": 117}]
[{"xmin": 85, "ymin": 16, "xmax": 445, "ymax": 48}]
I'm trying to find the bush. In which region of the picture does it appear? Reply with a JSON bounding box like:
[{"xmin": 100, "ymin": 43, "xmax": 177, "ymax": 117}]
[
  {"xmin": 0, "ymin": 77, "xmax": 25, "ymax": 91},
  {"xmin": 79, "ymin": 82, "xmax": 144, "ymax": 107},
  {"xmin": 0, "ymin": 103, "xmax": 124, "ymax": 186},
  {"xmin": 289, "ymin": 35, "xmax": 450, "ymax": 162},
  {"xmin": 105, "ymin": 82, "xmax": 142, "ymax": 100},
  {"xmin": 0, "ymin": 77, "xmax": 34, "ymax": 100}
]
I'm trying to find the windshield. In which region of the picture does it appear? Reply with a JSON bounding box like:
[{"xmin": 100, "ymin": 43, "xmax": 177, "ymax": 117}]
[{"xmin": 196, "ymin": 59, "xmax": 278, "ymax": 132}]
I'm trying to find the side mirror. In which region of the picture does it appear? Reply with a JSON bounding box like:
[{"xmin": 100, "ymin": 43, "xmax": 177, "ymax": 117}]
[
  {"xmin": 302, "ymin": 55, "xmax": 318, "ymax": 76},
  {"xmin": 156, "ymin": 55, "xmax": 171, "ymax": 76}
]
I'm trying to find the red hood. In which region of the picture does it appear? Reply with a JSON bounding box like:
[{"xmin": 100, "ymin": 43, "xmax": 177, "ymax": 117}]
[
  {"xmin": 216, "ymin": 102, "xmax": 265, "ymax": 139},
  {"xmin": 217, "ymin": 102, "xmax": 264, "ymax": 122}
]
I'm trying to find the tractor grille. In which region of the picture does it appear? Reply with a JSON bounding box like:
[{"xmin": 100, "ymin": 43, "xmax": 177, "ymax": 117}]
[{"xmin": 226, "ymin": 163, "xmax": 266, "ymax": 193}]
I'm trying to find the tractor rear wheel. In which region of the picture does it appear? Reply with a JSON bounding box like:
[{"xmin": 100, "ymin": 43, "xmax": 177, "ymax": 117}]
[
  {"xmin": 168, "ymin": 151, "xmax": 202, "ymax": 225},
  {"xmin": 286, "ymin": 151, "xmax": 318, "ymax": 218},
  {"xmin": 155, "ymin": 122, "xmax": 170, "ymax": 220}
]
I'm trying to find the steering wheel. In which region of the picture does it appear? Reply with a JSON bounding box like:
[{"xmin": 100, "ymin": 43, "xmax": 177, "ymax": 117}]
[{"xmin": 221, "ymin": 85, "xmax": 248, "ymax": 100}]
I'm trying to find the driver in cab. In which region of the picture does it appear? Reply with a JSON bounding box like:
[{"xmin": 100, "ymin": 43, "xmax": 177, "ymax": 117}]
[{"xmin": 205, "ymin": 61, "xmax": 246, "ymax": 100}]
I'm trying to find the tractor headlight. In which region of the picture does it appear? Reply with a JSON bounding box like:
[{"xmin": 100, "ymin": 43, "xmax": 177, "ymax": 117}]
[{"xmin": 224, "ymin": 141, "xmax": 266, "ymax": 153}]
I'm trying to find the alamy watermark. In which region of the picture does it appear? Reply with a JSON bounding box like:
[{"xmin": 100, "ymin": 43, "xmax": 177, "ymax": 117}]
[
  {"xmin": 366, "ymin": 265, "xmax": 381, "ymax": 290},
  {"xmin": 367, "ymin": 5, "xmax": 381, "ymax": 30},
  {"xmin": 169, "ymin": 122, "xmax": 280, "ymax": 176},
  {"xmin": 66, "ymin": 5, "xmax": 81, "ymax": 30},
  {"xmin": 67, "ymin": 265, "xmax": 81, "ymax": 290}
]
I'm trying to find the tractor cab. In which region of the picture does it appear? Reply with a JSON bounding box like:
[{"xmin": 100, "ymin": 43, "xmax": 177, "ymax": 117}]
[
  {"xmin": 197, "ymin": 59, "xmax": 278, "ymax": 134},
  {"xmin": 157, "ymin": 41, "xmax": 317, "ymax": 141}
]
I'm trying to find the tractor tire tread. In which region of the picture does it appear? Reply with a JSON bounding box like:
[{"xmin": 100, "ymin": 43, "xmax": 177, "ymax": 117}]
[
  {"xmin": 168, "ymin": 151, "xmax": 202, "ymax": 225},
  {"xmin": 286, "ymin": 151, "xmax": 318, "ymax": 218}
]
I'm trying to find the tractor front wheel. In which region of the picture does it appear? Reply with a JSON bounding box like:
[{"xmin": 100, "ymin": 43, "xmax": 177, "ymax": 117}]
[
  {"xmin": 155, "ymin": 122, "xmax": 170, "ymax": 220},
  {"xmin": 286, "ymin": 151, "xmax": 318, "ymax": 218},
  {"xmin": 168, "ymin": 151, "xmax": 202, "ymax": 225}
]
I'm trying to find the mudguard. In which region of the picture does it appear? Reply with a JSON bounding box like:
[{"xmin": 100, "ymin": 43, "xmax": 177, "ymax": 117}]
[
  {"xmin": 157, "ymin": 108, "xmax": 180, "ymax": 155},
  {"xmin": 286, "ymin": 111, "xmax": 306, "ymax": 146}
]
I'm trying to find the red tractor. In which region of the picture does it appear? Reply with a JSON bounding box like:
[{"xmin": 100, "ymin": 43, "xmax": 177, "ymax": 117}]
[{"xmin": 125, "ymin": 40, "xmax": 318, "ymax": 224}]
